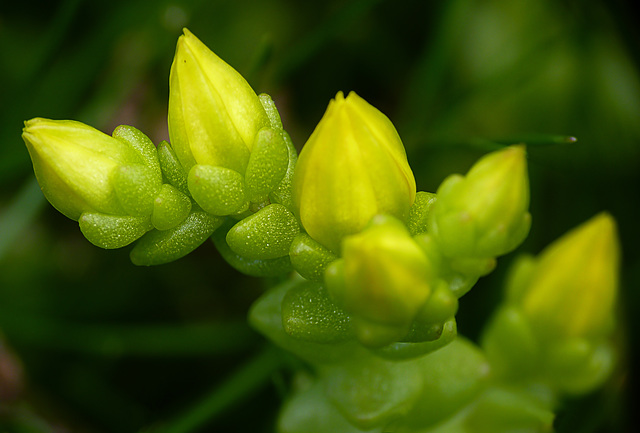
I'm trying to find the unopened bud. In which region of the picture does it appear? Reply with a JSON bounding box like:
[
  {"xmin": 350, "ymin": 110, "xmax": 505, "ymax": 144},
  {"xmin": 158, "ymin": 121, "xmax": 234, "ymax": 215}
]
[
  {"xmin": 293, "ymin": 91, "xmax": 416, "ymax": 252},
  {"xmin": 429, "ymin": 145, "xmax": 530, "ymax": 260}
]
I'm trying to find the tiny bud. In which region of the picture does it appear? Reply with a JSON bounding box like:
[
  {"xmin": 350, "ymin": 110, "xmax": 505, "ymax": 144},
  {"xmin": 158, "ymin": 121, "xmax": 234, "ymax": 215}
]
[
  {"xmin": 325, "ymin": 215, "xmax": 434, "ymax": 346},
  {"xmin": 429, "ymin": 145, "xmax": 530, "ymax": 260}
]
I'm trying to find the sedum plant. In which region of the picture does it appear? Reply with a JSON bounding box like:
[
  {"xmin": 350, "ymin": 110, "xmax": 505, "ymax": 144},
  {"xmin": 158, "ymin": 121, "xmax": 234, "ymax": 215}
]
[{"xmin": 21, "ymin": 29, "xmax": 621, "ymax": 433}]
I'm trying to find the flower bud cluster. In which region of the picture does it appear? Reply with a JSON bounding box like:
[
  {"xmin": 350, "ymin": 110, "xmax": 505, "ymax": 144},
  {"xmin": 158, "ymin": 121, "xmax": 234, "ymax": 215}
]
[
  {"xmin": 482, "ymin": 213, "xmax": 620, "ymax": 394},
  {"xmin": 283, "ymin": 91, "xmax": 532, "ymax": 348},
  {"xmin": 22, "ymin": 118, "xmax": 210, "ymax": 257},
  {"xmin": 23, "ymin": 29, "xmax": 300, "ymax": 269},
  {"xmin": 22, "ymin": 26, "xmax": 622, "ymax": 433},
  {"xmin": 23, "ymin": 27, "xmax": 534, "ymax": 350},
  {"xmin": 168, "ymin": 29, "xmax": 301, "ymax": 274}
]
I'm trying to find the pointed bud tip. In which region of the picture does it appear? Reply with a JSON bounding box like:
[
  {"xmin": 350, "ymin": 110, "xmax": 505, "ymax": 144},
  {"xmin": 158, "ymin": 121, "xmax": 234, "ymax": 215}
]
[
  {"xmin": 502, "ymin": 144, "xmax": 527, "ymax": 164},
  {"xmin": 175, "ymin": 28, "xmax": 202, "ymax": 56},
  {"xmin": 180, "ymin": 27, "xmax": 196, "ymax": 41},
  {"xmin": 590, "ymin": 211, "xmax": 616, "ymax": 234},
  {"xmin": 520, "ymin": 212, "xmax": 620, "ymax": 339},
  {"xmin": 582, "ymin": 212, "xmax": 619, "ymax": 259},
  {"xmin": 23, "ymin": 117, "xmax": 47, "ymax": 132},
  {"xmin": 484, "ymin": 144, "xmax": 527, "ymax": 181}
]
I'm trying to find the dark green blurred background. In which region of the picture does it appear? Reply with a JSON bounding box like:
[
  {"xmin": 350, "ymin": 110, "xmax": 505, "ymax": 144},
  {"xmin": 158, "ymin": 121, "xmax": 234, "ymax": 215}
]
[{"xmin": 1, "ymin": 0, "xmax": 638, "ymax": 432}]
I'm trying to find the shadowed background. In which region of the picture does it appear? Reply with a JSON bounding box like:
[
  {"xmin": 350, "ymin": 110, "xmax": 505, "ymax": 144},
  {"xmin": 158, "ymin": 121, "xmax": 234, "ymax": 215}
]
[{"xmin": 1, "ymin": 0, "xmax": 638, "ymax": 431}]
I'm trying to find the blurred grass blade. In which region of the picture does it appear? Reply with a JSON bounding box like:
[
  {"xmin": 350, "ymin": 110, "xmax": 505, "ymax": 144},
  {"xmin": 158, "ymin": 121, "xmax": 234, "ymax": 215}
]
[
  {"xmin": 276, "ymin": 0, "xmax": 383, "ymax": 81},
  {"xmin": 0, "ymin": 310, "xmax": 257, "ymax": 357},
  {"xmin": 18, "ymin": 0, "xmax": 84, "ymax": 88},
  {"xmin": 487, "ymin": 134, "xmax": 578, "ymax": 146},
  {"xmin": 414, "ymin": 134, "xmax": 578, "ymax": 153},
  {"xmin": 149, "ymin": 345, "xmax": 282, "ymax": 433},
  {"xmin": 0, "ymin": 178, "xmax": 46, "ymax": 261}
]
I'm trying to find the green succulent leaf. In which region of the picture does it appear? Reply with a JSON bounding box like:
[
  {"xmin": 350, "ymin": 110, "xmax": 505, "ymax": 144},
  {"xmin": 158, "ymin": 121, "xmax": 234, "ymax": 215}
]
[
  {"xmin": 249, "ymin": 279, "xmax": 361, "ymax": 366},
  {"xmin": 279, "ymin": 378, "xmax": 379, "ymax": 433},
  {"xmin": 79, "ymin": 212, "xmax": 152, "ymax": 249},
  {"xmin": 464, "ymin": 387, "xmax": 554, "ymax": 433},
  {"xmin": 403, "ymin": 338, "xmax": 490, "ymax": 429},
  {"xmin": 130, "ymin": 207, "xmax": 223, "ymax": 266},
  {"xmin": 407, "ymin": 191, "xmax": 437, "ymax": 236},
  {"xmin": 113, "ymin": 163, "xmax": 160, "ymax": 217},
  {"xmin": 289, "ymin": 233, "xmax": 337, "ymax": 283},
  {"xmin": 213, "ymin": 222, "xmax": 293, "ymax": 277},
  {"xmin": 244, "ymin": 127, "xmax": 289, "ymax": 203},
  {"xmin": 158, "ymin": 140, "xmax": 190, "ymax": 196},
  {"xmin": 481, "ymin": 306, "xmax": 539, "ymax": 380},
  {"xmin": 321, "ymin": 354, "xmax": 423, "ymax": 430},
  {"xmin": 226, "ymin": 204, "xmax": 299, "ymax": 260},
  {"xmin": 188, "ymin": 164, "xmax": 246, "ymax": 216},
  {"xmin": 269, "ymin": 131, "xmax": 298, "ymax": 212},
  {"xmin": 259, "ymin": 93, "xmax": 284, "ymax": 131},
  {"xmin": 151, "ymin": 184, "xmax": 192, "ymax": 231},
  {"xmin": 112, "ymin": 125, "xmax": 162, "ymax": 183},
  {"xmin": 282, "ymin": 283, "xmax": 353, "ymax": 344},
  {"xmin": 373, "ymin": 319, "xmax": 457, "ymax": 361}
]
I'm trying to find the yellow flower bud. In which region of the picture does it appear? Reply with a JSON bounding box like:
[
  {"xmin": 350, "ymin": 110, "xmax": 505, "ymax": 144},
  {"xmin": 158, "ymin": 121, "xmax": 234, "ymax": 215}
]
[
  {"xmin": 22, "ymin": 118, "xmax": 146, "ymax": 220},
  {"xmin": 519, "ymin": 213, "xmax": 619, "ymax": 339},
  {"xmin": 429, "ymin": 145, "xmax": 530, "ymax": 259},
  {"xmin": 325, "ymin": 215, "xmax": 433, "ymax": 347},
  {"xmin": 168, "ymin": 28, "xmax": 270, "ymax": 174},
  {"xmin": 293, "ymin": 91, "xmax": 416, "ymax": 252}
]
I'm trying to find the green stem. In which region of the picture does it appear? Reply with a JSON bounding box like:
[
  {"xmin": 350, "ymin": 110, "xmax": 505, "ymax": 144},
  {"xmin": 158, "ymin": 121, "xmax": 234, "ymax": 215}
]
[{"xmin": 149, "ymin": 345, "xmax": 283, "ymax": 433}]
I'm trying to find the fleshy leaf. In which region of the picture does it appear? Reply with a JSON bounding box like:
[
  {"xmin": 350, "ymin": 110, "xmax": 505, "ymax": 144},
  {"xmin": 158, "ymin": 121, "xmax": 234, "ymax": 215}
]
[
  {"xmin": 113, "ymin": 164, "xmax": 159, "ymax": 217},
  {"xmin": 407, "ymin": 191, "xmax": 437, "ymax": 236},
  {"xmin": 282, "ymin": 283, "xmax": 353, "ymax": 343},
  {"xmin": 130, "ymin": 207, "xmax": 223, "ymax": 265},
  {"xmin": 226, "ymin": 204, "xmax": 299, "ymax": 260},
  {"xmin": 188, "ymin": 164, "xmax": 246, "ymax": 216},
  {"xmin": 79, "ymin": 212, "xmax": 152, "ymax": 249},
  {"xmin": 213, "ymin": 223, "xmax": 293, "ymax": 277},
  {"xmin": 244, "ymin": 127, "xmax": 289, "ymax": 203},
  {"xmin": 289, "ymin": 233, "xmax": 337, "ymax": 283},
  {"xmin": 158, "ymin": 140, "xmax": 190, "ymax": 196},
  {"xmin": 112, "ymin": 125, "xmax": 162, "ymax": 184},
  {"xmin": 269, "ymin": 131, "xmax": 298, "ymax": 212},
  {"xmin": 151, "ymin": 184, "xmax": 192, "ymax": 231}
]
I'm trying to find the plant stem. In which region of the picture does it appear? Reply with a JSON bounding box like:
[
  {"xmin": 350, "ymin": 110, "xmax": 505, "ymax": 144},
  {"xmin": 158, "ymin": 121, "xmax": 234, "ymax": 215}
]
[{"xmin": 148, "ymin": 345, "xmax": 283, "ymax": 433}]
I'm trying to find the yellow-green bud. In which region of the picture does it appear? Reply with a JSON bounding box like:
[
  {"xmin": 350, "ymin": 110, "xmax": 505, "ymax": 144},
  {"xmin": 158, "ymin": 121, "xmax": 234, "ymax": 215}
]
[
  {"xmin": 293, "ymin": 91, "xmax": 416, "ymax": 252},
  {"xmin": 168, "ymin": 28, "xmax": 270, "ymax": 174},
  {"xmin": 325, "ymin": 215, "xmax": 433, "ymax": 346},
  {"xmin": 518, "ymin": 213, "xmax": 619, "ymax": 340},
  {"xmin": 429, "ymin": 145, "xmax": 530, "ymax": 259},
  {"xmin": 22, "ymin": 118, "xmax": 152, "ymax": 220}
]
